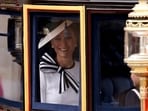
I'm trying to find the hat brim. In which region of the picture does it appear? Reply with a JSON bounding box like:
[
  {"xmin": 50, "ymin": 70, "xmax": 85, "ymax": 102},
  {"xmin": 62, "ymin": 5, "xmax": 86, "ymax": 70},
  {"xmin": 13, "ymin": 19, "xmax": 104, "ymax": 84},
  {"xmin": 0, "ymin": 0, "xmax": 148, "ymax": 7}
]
[{"xmin": 38, "ymin": 20, "xmax": 73, "ymax": 49}]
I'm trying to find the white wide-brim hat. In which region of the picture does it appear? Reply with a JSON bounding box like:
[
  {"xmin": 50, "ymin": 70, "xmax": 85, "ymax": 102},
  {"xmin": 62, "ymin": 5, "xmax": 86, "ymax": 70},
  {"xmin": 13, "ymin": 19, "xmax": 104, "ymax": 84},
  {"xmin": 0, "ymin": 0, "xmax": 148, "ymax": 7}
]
[{"xmin": 38, "ymin": 20, "xmax": 73, "ymax": 49}]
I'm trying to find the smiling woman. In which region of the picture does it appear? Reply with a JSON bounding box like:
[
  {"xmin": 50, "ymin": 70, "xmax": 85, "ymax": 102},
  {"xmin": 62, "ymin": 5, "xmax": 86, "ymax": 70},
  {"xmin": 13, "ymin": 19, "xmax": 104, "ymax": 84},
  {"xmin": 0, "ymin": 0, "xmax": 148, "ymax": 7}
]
[{"xmin": 39, "ymin": 19, "xmax": 80, "ymax": 105}]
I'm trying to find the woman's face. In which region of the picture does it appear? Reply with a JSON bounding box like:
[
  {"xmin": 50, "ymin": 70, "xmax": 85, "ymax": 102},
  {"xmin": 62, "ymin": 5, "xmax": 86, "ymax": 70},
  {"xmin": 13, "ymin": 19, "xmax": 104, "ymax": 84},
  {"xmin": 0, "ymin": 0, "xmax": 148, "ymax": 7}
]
[{"xmin": 51, "ymin": 29, "xmax": 77, "ymax": 59}]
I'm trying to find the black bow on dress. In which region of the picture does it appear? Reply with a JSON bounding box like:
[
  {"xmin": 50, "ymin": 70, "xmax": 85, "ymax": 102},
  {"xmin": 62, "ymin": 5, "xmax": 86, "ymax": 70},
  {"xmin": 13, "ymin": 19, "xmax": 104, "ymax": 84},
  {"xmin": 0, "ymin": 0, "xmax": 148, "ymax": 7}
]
[{"xmin": 39, "ymin": 52, "xmax": 79, "ymax": 94}]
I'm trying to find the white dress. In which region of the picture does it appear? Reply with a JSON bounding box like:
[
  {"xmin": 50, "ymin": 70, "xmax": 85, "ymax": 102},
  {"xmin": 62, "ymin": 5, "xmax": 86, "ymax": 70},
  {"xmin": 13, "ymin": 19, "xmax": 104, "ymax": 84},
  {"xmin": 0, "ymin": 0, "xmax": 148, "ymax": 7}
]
[{"xmin": 39, "ymin": 53, "xmax": 80, "ymax": 106}]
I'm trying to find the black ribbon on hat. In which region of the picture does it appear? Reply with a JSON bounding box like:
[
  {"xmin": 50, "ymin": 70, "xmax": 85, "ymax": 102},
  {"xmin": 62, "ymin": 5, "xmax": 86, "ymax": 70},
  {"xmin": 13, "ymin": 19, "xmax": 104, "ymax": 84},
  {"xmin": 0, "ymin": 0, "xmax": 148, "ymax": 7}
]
[{"xmin": 39, "ymin": 52, "xmax": 79, "ymax": 94}]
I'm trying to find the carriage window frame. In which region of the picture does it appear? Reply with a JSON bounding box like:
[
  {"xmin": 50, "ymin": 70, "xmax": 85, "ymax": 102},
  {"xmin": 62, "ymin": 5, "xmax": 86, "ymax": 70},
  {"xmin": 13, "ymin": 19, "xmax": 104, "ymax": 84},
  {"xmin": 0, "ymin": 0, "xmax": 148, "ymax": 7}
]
[
  {"xmin": 23, "ymin": 4, "xmax": 86, "ymax": 111},
  {"xmin": 87, "ymin": 10, "xmax": 140, "ymax": 111}
]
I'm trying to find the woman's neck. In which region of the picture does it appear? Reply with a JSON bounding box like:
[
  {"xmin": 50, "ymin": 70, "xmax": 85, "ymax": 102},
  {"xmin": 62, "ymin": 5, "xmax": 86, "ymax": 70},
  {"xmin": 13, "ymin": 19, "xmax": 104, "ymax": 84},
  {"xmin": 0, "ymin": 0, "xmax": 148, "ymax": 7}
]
[{"xmin": 56, "ymin": 56, "xmax": 74, "ymax": 69}]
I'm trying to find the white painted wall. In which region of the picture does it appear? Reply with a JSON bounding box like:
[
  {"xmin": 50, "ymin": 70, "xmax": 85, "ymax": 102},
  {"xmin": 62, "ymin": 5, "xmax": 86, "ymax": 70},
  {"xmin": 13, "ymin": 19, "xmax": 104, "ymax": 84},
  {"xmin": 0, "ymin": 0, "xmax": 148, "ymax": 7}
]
[{"xmin": 0, "ymin": 15, "xmax": 22, "ymax": 101}]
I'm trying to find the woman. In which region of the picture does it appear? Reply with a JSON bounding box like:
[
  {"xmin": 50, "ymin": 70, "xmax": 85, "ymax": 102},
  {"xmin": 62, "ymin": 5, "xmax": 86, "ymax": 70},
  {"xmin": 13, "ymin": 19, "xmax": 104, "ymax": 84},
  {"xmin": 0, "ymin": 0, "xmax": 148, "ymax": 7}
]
[{"xmin": 39, "ymin": 19, "xmax": 80, "ymax": 105}]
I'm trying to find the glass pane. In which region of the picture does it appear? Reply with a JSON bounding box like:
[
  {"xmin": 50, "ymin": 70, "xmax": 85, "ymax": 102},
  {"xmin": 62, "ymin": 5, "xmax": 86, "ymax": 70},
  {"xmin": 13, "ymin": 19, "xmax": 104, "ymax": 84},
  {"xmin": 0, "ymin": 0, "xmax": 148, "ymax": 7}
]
[
  {"xmin": 125, "ymin": 31, "xmax": 148, "ymax": 60},
  {"xmin": 100, "ymin": 19, "xmax": 140, "ymax": 108},
  {"xmin": 37, "ymin": 16, "xmax": 80, "ymax": 106}
]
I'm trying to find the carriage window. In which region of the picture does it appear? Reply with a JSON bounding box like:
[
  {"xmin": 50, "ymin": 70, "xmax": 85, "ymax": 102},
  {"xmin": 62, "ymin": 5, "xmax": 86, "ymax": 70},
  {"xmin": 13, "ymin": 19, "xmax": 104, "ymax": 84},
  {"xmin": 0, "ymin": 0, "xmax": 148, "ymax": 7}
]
[
  {"xmin": 23, "ymin": 4, "xmax": 86, "ymax": 111},
  {"xmin": 89, "ymin": 13, "xmax": 140, "ymax": 111},
  {"xmin": 100, "ymin": 20, "xmax": 140, "ymax": 107}
]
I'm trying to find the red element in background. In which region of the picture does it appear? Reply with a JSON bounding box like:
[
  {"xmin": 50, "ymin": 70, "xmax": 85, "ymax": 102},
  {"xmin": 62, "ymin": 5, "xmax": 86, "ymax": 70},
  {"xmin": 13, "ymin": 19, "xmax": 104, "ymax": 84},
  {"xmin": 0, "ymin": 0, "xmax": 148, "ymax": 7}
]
[{"xmin": 0, "ymin": 78, "xmax": 3, "ymax": 97}]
